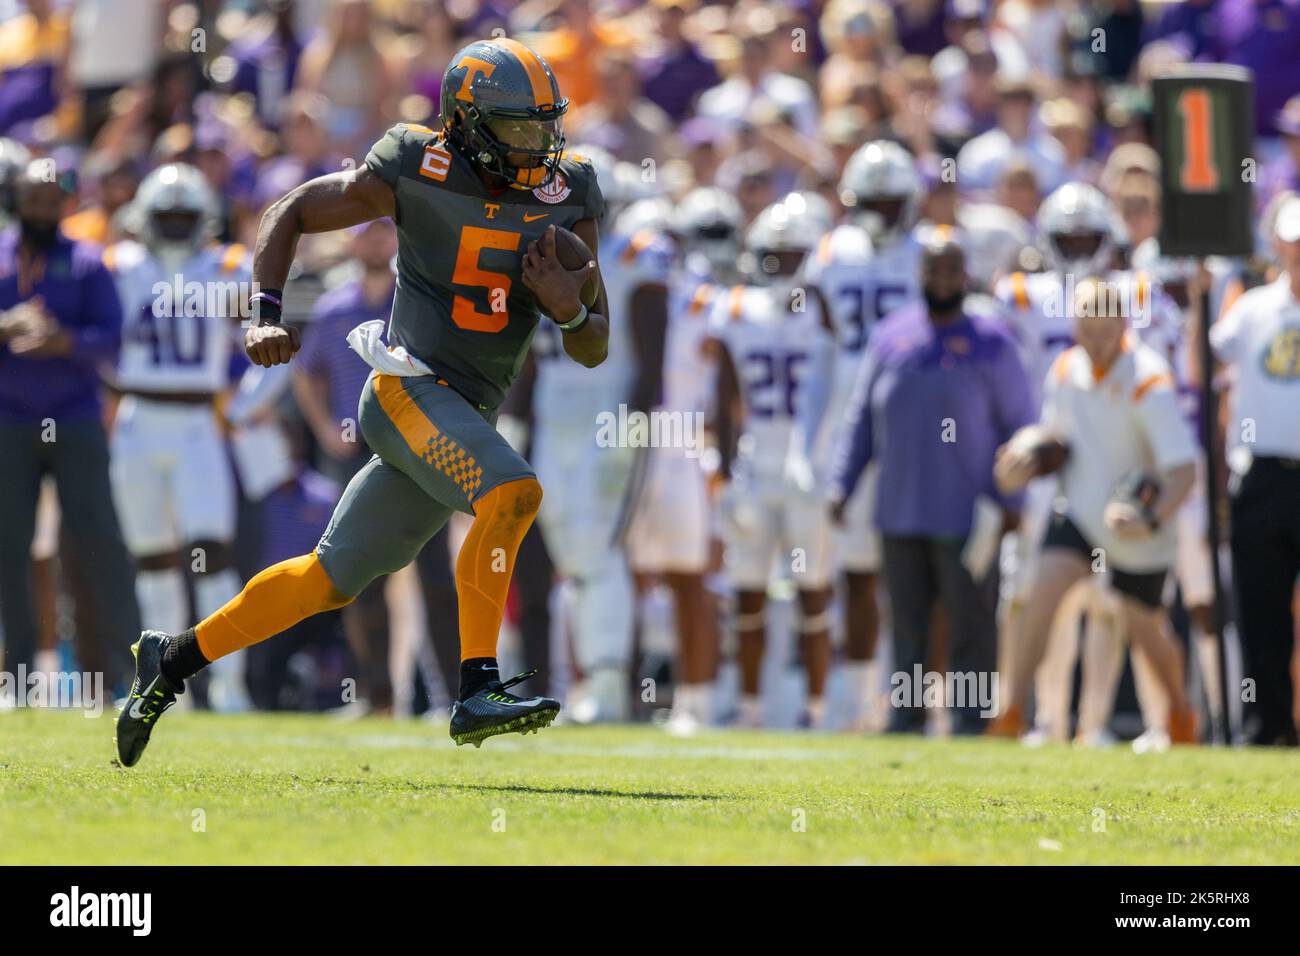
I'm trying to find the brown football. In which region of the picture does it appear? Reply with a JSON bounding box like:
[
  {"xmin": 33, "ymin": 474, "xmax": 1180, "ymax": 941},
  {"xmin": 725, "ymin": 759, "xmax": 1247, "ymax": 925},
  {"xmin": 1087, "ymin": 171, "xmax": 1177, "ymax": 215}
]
[
  {"xmin": 1007, "ymin": 424, "xmax": 1070, "ymax": 477},
  {"xmin": 541, "ymin": 226, "xmax": 599, "ymax": 316}
]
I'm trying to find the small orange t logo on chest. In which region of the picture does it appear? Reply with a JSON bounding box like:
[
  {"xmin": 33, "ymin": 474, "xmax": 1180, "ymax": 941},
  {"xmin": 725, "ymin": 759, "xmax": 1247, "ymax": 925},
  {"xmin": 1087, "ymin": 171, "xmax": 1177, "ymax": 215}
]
[{"xmin": 484, "ymin": 203, "xmax": 501, "ymax": 219}]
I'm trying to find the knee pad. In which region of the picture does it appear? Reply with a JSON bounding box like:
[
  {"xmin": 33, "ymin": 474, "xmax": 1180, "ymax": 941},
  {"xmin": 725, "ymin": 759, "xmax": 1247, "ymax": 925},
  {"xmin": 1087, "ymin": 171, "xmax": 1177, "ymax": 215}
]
[
  {"xmin": 796, "ymin": 608, "xmax": 833, "ymax": 634},
  {"xmin": 188, "ymin": 539, "xmax": 233, "ymax": 574}
]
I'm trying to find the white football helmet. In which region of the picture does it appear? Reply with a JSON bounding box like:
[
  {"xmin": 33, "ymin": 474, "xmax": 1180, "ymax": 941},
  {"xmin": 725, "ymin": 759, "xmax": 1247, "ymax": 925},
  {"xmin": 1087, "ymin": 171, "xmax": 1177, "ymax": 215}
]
[
  {"xmin": 837, "ymin": 140, "xmax": 921, "ymax": 247},
  {"xmin": 1037, "ymin": 182, "xmax": 1115, "ymax": 277},
  {"xmin": 744, "ymin": 191, "xmax": 829, "ymax": 285},
  {"xmin": 570, "ymin": 143, "xmax": 651, "ymax": 234},
  {"xmin": 614, "ymin": 196, "xmax": 673, "ymax": 238},
  {"xmin": 672, "ymin": 186, "xmax": 744, "ymax": 282},
  {"xmin": 129, "ymin": 163, "xmax": 220, "ymax": 267}
]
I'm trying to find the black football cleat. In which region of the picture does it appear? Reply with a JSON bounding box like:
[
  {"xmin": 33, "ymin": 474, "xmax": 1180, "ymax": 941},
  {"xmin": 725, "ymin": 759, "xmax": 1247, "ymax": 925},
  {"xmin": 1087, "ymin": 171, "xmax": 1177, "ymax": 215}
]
[
  {"xmin": 449, "ymin": 669, "xmax": 560, "ymax": 748},
  {"xmin": 115, "ymin": 631, "xmax": 184, "ymax": 767}
]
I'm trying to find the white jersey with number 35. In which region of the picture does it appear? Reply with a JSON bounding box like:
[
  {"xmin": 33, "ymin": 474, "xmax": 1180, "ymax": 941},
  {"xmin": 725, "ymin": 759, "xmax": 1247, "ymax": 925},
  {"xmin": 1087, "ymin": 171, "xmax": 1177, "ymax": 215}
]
[{"xmin": 802, "ymin": 225, "xmax": 921, "ymax": 403}]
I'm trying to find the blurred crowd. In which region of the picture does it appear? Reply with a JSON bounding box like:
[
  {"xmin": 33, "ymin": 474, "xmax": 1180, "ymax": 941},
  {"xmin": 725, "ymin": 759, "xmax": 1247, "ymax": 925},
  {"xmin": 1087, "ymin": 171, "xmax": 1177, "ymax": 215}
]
[{"xmin": 1, "ymin": 0, "xmax": 1299, "ymax": 745}]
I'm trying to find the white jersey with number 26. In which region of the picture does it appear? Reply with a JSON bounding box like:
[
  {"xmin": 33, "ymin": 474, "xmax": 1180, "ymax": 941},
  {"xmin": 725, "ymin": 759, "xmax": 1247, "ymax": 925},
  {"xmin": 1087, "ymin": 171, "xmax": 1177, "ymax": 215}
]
[{"xmin": 708, "ymin": 284, "xmax": 834, "ymax": 479}]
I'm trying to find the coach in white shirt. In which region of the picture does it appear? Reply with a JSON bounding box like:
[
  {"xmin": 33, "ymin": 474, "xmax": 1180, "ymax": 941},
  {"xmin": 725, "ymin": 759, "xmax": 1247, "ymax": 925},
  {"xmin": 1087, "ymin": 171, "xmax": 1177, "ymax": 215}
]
[
  {"xmin": 992, "ymin": 277, "xmax": 1201, "ymax": 743},
  {"xmin": 1207, "ymin": 196, "xmax": 1300, "ymax": 746}
]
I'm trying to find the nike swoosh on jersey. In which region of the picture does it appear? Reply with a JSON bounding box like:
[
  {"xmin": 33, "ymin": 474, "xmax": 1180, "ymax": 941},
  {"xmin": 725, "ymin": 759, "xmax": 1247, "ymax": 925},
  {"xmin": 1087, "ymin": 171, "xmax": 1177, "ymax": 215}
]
[{"xmin": 523, "ymin": 212, "xmax": 549, "ymax": 222}]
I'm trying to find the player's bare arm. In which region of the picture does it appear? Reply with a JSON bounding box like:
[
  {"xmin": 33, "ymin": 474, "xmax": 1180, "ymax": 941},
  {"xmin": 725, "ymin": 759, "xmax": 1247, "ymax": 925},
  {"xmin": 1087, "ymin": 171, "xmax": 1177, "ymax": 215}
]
[
  {"xmin": 246, "ymin": 168, "xmax": 396, "ymax": 368},
  {"xmin": 521, "ymin": 220, "xmax": 609, "ymax": 368},
  {"xmin": 702, "ymin": 335, "xmax": 742, "ymax": 481},
  {"xmin": 627, "ymin": 281, "xmax": 668, "ymax": 413}
]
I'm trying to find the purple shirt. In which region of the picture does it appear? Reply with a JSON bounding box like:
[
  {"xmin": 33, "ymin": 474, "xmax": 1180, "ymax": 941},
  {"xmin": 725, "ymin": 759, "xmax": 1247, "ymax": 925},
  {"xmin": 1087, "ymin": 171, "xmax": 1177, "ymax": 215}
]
[
  {"xmin": 639, "ymin": 44, "xmax": 720, "ymax": 122},
  {"xmin": 260, "ymin": 469, "xmax": 341, "ymax": 567},
  {"xmin": 831, "ymin": 303, "xmax": 1034, "ymax": 538},
  {"xmin": 0, "ymin": 228, "xmax": 122, "ymax": 423},
  {"xmin": 1216, "ymin": 0, "xmax": 1300, "ymax": 136},
  {"xmin": 228, "ymin": 30, "xmax": 302, "ymax": 127},
  {"xmin": 296, "ymin": 279, "xmax": 394, "ymax": 426},
  {"xmin": 1146, "ymin": 0, "xmax": 1223, "ymax": 59},
  {"xmin": 890, "ymin": 0, "xmax": 949, "ymax": 56},
  {"xmin": 1259, "ymin": 151, "xmax": 1300, "ymax": 209}
]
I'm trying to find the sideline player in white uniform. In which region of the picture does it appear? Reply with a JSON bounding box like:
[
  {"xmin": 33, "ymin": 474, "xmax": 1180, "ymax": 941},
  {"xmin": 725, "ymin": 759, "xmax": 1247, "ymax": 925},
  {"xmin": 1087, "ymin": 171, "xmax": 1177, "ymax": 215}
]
[
  {"xmin": 626, "ymin": 187, "xmax": 742, "ymax": 733},
  {"xmin": 707, "ymin": 193, "xmax": 837, "ymax": 728},
  {"xmin": 802, "ymin": 140, "xmax": 923, "ymax": 729},
  {"xmin": 531, "ymin": 146, "xmax": 666, "ymax": 722},
  {"xmin": 106, "ymin": 163, "xmax": 250, "ymax": 711},
  {"xmin": 1094, "ymin": 254, "xmax": 1226, "ymax": 749},
  {"xmin": 992, "ymin": 275, "xmax": 1201, "ymax": 744},
  {"xmin": 993, "ymin": 182, "xmax": 1125, "ymax": 741}
]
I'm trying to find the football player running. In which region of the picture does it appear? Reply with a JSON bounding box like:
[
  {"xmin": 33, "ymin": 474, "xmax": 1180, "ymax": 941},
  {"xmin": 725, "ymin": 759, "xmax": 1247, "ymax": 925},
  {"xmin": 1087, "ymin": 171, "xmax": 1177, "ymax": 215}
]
[
  {"xmin": 992, "ymin": 186, "xmax": 1197, "ymax": 743},
  {"xmin": 707, "ymin": 193, "xmax": 837, "ymax": 729},
  {"xmin": 992, "ymin": 182, "xmax": 1121, "ymax": 742},
  {"xmin": 626, "ymin": 186, "xmax": 744, "ymax": 733},
  {"xmin": 802, "ymin": 139, "xmax": 923, "ymax": 730},
  {"xmin": 530, "ymin": 145, "xmax": 666, "ymax": 723},
  {"xmin": 106, "ymin": 164, "xmax": 254, "ymax": 713},
  {"xmin": 117, "ymin": 38, "xmax": 610, "ymax": 763},
  {"xmin": 1090, "ymin": 252, "xmax": 1226, "ymax": 750}
]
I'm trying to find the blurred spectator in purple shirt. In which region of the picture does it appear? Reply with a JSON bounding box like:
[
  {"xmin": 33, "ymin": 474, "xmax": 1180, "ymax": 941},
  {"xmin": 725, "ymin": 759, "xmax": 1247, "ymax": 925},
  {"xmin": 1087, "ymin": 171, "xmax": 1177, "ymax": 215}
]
[
  {"xmin": 0, "ymin": 164, "xmax": 139, "ymax": 689},
  {"xmin": 638, "ymin": 0, "xmax": 720, "ymax": 122},
  {"xmin": 1217, "ymin": 0, "xmax": 1300, "ymax": 136},
  {"xmin": 830, "ymin": 234, "xmax": 1033, "ymax": 734},
  {"xmin": 397, "ymin": 0, "xmax": 459, "ymax": 117},
  {"xmin": 0, "ymin": 0, "xmax": 67, "ymax": 137},
  {"xmin": 220, "ymin": 0, "xmax": 303, "ymax": 130},
  {"xmin": 1260, "ymin": 95, "xmax": 1300, "ymax": 208},
  {"xmin": 890, "ymin": 0, "xmax": 949, "ymax": 56},
  {"xmin": 1144, "ymin": 0, "xmax": 1222, "ymax": 60}
]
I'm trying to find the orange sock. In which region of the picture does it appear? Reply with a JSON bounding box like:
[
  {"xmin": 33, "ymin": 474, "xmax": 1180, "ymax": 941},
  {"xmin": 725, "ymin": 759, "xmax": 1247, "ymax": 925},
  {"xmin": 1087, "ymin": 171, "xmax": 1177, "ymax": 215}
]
[
  {"xmin": 456, "ymin": 477, "xmax": 542, "ymax": 661},
  {"xmin": 195, "ymin": 552, "xmax": 352, "ymax": 661}
]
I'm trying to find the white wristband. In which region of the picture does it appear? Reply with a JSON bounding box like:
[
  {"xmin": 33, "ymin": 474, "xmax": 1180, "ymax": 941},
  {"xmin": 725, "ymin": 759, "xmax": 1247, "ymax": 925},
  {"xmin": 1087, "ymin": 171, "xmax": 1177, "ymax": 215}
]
[{"xmin": 557, "ymin": 302, "xmax": 589, "ymax": 332}]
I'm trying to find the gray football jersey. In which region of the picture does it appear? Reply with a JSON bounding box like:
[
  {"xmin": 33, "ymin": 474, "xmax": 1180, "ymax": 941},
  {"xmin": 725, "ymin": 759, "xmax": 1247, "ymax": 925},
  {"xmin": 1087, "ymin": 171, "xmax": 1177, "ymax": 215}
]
[{"xmin": 364, "ymin": 123, "xmax": 603, "ymax": 409}]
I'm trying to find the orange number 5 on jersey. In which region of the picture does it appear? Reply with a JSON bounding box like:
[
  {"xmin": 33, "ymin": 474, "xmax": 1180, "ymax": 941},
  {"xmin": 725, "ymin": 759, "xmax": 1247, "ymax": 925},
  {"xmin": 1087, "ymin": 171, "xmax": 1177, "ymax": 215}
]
[{"xmin": 451, "ymin": 226, "xmax": 522, "ymax": 333}]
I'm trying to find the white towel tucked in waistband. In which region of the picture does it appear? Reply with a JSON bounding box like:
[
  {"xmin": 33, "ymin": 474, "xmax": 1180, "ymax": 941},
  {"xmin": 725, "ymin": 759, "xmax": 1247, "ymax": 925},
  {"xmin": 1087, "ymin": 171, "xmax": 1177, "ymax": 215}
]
[{"xmin": 346, "ymin": 319, "xmax": 434, "ymax": 377}]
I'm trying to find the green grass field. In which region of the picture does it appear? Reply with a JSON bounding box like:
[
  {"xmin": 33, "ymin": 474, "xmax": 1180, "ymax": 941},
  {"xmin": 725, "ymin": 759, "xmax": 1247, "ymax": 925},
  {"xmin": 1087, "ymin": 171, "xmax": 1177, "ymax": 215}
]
[{"xmin": 1, "ymin": 709, "xmax": 1296, "ymax": 865}]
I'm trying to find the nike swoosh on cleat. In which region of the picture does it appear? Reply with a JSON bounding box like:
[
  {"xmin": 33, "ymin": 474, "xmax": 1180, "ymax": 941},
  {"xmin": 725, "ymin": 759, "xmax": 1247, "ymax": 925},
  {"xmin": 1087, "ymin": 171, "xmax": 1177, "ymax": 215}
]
[{"xmin": 127, "ymin": 677, "xmax": 161, "ymax": 719}]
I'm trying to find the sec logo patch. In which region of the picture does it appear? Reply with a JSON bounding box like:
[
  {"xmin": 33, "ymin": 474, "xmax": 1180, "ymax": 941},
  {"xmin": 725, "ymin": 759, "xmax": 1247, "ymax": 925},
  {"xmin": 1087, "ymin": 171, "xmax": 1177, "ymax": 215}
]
[{"xmin": 532, "ymin": 172, "xmax": 570, "ymax": 204}]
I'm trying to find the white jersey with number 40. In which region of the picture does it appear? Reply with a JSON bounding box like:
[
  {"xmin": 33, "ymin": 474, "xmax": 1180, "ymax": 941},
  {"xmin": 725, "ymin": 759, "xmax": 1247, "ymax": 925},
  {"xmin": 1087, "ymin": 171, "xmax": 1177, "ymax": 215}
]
[{"xmin": 107, "ymin": 240, "xmax": 250, "ymax": 393}]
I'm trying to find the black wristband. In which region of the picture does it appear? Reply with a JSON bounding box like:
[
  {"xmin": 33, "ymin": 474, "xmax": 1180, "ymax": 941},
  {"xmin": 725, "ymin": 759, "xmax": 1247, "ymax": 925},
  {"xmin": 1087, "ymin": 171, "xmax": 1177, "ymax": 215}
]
[
  {"xmin": 251, "ymin": 288, "xmax": 284, "ymax": 325},
  {"xmin": 1142, "ymin": 507, "xmax": 1161, "ymax": 532}
]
